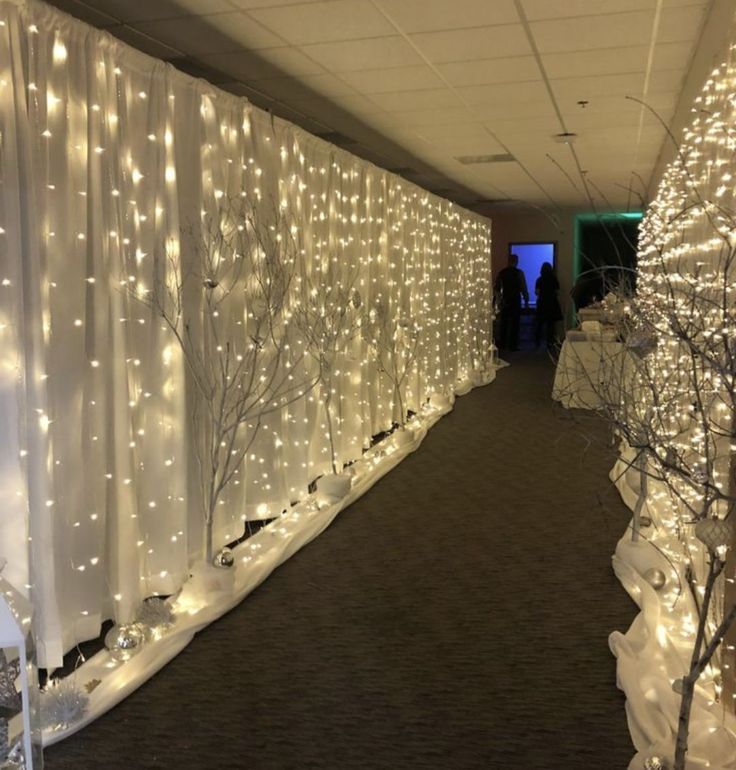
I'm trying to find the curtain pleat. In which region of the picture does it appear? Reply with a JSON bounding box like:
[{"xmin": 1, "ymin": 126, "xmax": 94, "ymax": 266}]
[{"xmin": 0, "ymin": 0, "xmax": 492, "ymax": 667}]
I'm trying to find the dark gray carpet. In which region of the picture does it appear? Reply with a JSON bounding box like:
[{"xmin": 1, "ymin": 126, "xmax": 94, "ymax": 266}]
[{"xmin": 45, "ymin": 350, "xmax": 636, "ymax": 769}]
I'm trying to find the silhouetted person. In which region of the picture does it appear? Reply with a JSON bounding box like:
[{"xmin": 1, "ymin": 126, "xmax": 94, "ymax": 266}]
[
  {"xmin": 494, "ymin": 253, "xmax": 528, "ymax": 350},
  {"xmin": 535, "ymin": 262, "xmax": 562, "ymax": 350}
]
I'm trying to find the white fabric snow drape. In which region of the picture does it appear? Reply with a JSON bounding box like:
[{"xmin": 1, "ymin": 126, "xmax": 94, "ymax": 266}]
[{"xmin": 0, "ymin": 0, "xmax": 492, "ymax": 667}]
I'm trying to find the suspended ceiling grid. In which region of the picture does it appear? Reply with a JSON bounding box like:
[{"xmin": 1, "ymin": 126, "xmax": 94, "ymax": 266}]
[{"xmin": 45, "ymin": 0, "xmax": 713, "ymax": 212}]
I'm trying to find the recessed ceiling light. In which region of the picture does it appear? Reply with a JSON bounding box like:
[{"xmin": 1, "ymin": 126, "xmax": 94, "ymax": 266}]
[{"xmin": 553, "ymin": 132, "xmax": 578, "ymax": 144}]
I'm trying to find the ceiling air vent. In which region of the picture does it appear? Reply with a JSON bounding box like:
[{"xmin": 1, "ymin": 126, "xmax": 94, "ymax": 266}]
[{"xmin": 454, "ymin": 153, "xmax": 515, "ymax": 165}]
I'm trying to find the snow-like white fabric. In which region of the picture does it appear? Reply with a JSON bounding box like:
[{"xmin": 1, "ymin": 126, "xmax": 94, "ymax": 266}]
[
  {"xmin": 610, "ymin": 455, "xmax": 736, "ymax": 769},
  {"xmin": 40, "ymin": 368, "xmax": 497, "ymax": 745},
  {"xmin": 0, "ymin": 0, "xmax": 492, "ymax": 667}
]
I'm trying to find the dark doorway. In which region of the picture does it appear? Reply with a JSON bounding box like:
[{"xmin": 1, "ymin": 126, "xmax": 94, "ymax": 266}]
[{"xmin": 573, "ymin": 213, "xmax": 642, "ymax": 310}]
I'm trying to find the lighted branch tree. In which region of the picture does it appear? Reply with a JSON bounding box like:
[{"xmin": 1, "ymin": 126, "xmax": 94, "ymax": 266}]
[
  {"xmin": 142, "ymin": 197, "xmax": 315, "ymax": 564},
  {"xmin": 546, "ymin": 85, "xmax": 736, "ymax": 765},
  {"xmin": 362, "ymin": 296, "xmax": 420, "ymax": 433},
  {"xmin": 559, "ymin": 201, "xmax": 736, "ymax": 769},
  {"xmin": 292, "ymin": 257, "xmax": 361, "ymax": 476},
  {"xmin": 633, "ymin": 200, "xmax": 736, "ymax": 769}
]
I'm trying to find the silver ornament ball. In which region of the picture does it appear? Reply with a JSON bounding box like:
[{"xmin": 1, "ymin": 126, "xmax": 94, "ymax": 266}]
[
  {"xmin": 643, "ymin": 568, "xmax": 666, "ymax": 590},
  {"xmin": 104, "ymin": 623, "xmax": 145, "ymax": 660},
  {"xmin": 694, "ymin": 517, "xmax": 733, "ymax": 552},
  {"xmin": 213, "ymin": 546, "xmax": 235, "ymax": 569},
  {"xmin": 692, "ymin": 469, "xmax": 709, "ymax": 485}
]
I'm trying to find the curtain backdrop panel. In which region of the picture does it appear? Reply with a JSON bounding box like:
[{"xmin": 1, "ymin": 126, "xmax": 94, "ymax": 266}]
[{"xmin": 0, "ymin": 0, "xmax": 492, "ymax": 667}]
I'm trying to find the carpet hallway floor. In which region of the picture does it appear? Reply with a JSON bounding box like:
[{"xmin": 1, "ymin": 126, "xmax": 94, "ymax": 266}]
[{"xmin": 45, "ymin": 350, "xmax": 637, "ymax": 769}]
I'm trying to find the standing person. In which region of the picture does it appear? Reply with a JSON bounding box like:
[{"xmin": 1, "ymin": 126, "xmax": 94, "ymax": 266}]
[
  {"xmin": 535, "ymin": 261, "xmax": 563, "ymax": 350},
  {"xmin": 494, "ymin": 253, "xmax": 528, "ymax": 351}
]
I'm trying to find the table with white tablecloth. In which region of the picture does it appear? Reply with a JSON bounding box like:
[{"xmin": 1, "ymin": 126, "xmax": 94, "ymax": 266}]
[{"xmin": 552, "ymin": 335, "xmax": 626, "ymax": 409}]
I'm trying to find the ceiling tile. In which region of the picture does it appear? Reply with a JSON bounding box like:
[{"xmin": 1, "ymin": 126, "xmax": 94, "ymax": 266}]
[
  {"xmin": 657, "ymin": 5, "xmax": 709, "ymax": 43},
  {"xmin": 530, "ymin": 6, "xmax": 704, "ymax": 54},
  {"xmin": 409, "ymin": 24, "xmax": 531, "ymax": 64},
  {"xmin": 643, "ymin": 68, "xmax": 685, "ymax": 93},
  {"xmin": 438, "ymin": 56, "xmax": 540, "ymax": 86},
  {"xmin": 651, "ymin": 40, "xmax": 697, "ymax": 70},
  {"xmin": 131, "ymin": 12, "xmax": 284, "ymax": 54},
  {"xmin": 521, "ymin": 0, "xmax": 703, "ymax": 21},
  {"xmin": 414, "ymin": 124, "xmax": 507, "ymax": 156},
  {"xmin": 553, "ymin": 72, "xmax": 648, "ymax": 100},
  {"xmin": 542, "ymin": 47, "xmax": 650, "ymax": 79},
  {"xmin": 386, "ymin": 105, "xmax": 477, "ymax": 127},
  {"xmin": 368, "ymin": 88, "xmax": 464, "ymax": 112},
  {"xmin": 248, "ymin": 0, "xmax": 395, "ymax": 45},
  {"xmin": 484, "ymin": 115, "xmax": 560, "ymax": 139},
  {"xmin": 471, "ymin": 99, "xmax": 558, "ymax": 121},
  {"xmin": 375, "ymin": 0, "xmax": 519, "ymax": 33},
  {"xmin": 415, "ymin": 122, "xmax": 502, "ymax": 144},
  {"xmin": 531, "ymin": 12, "xmax": 653, "ymax": 53},
  {"xmin": 457, "ymin": 80, "xmax": 548, "ymax": 106},
  {"xmin": 337, "ymin": 65, "xmax": 444, "ymax": 94},
  {"xmin": 543, "ymin": 44, "xmax": 694, "ymax": 82},
  {"xmin": 301, "ymin": 36, "xmax": 423, "ymax": 71}
]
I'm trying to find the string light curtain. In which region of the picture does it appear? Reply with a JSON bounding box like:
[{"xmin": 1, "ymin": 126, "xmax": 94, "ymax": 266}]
[
  {"xmin": 608, "ymin": 40, "xmax": 736, "ymax": 764},
  {"xmin": 0, "ymin": 0, "xmax": 492, "ymax": 667}
]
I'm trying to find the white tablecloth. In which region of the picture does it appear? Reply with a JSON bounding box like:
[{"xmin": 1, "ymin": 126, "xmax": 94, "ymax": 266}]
[{"xmin": 552, "ymin": 337, "xmax": 625, "ymax": 409}]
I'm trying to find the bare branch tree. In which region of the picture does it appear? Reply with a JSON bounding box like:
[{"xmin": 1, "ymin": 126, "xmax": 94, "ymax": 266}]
[
  {"xmin": 137, "ymin": 196, "xmax": 317, "ymax": 563},
  {"xmin": 555, "ymin": 229, "xmax": 736, "ymax": 768},
  {"xmin": 292, "ymin": 254, "xmax": 361, "ymax": 476},
  {"xmin": 549, "ymin": 109, "xmax": 736, "ymax": 766},
  {"xmin": 362, "ymin": 295, "xmax": 420, "ymax": 432}
]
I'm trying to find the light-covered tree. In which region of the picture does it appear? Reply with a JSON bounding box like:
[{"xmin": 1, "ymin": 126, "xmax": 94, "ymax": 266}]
[{"xmin": 141, "ymin": 197, "xmax": 316, "ymax": 563}]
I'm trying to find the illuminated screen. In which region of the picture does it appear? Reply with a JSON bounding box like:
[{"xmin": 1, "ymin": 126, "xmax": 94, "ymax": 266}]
[{"xmin": 509, "ymin": 243, "xmax": 556, "ymax": 308}]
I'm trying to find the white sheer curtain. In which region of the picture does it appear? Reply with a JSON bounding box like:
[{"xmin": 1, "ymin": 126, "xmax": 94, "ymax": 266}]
[{"xmin": 0, "ymin": 0, "xmax": 492, "ymax": 667}]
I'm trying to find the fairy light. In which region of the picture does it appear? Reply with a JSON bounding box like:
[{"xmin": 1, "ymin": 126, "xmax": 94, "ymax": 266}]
[
  {"xmin": 609, "ymin": 39, "xmax": 736, "ymax": 761},
  {"xmin": 0, "ymin": 4, "xmax": 493, "ymax": 712}
]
